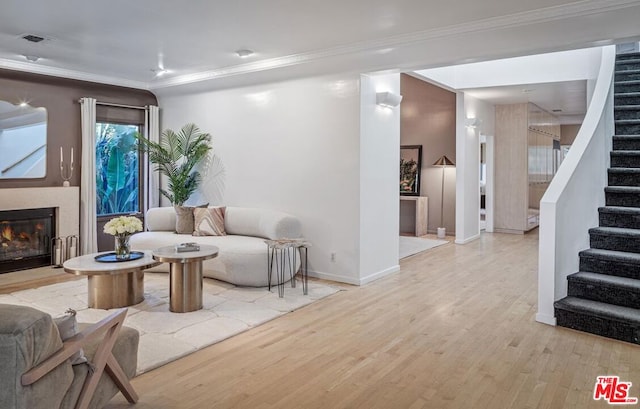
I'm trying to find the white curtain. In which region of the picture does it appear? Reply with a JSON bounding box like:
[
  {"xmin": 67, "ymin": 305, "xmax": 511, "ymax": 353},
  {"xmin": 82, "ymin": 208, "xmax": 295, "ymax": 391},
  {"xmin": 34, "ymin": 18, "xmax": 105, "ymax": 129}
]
[
  {"xmin": 144, "ymin": 105, "xmax": 160, "ymax": 229},
  {"xmin": 80, "ymin": 97, "xmax": 97, "ymax": 254}
]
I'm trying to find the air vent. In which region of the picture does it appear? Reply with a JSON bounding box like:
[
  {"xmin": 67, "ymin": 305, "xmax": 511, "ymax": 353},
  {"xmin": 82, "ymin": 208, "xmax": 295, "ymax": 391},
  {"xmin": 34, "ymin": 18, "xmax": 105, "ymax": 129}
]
[
  {"xmin": 22, "ymin": 34, "xmax": 45, "ymax": 43},
  {"xmin": 552, "ymin": 109, "xmax": 563, "ymax": 113}
]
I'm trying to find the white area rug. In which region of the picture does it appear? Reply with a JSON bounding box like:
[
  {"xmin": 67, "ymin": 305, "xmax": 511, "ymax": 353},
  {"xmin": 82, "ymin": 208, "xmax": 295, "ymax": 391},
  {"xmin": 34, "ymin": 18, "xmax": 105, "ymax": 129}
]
[
  {"xmin": 0, "ymin": 273, "xmax": 339, "ymax": 374},
  {"xmin": 399, "ymin": 236, "xmax": 448, "ymax": 259}
]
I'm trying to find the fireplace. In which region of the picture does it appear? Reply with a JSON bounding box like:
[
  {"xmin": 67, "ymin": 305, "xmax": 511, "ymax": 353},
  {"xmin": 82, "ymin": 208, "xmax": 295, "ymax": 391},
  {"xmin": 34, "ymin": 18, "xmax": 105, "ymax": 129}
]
[{"xmin": 0, "ymin": 207, "xmax": 55, "ymax": 274}]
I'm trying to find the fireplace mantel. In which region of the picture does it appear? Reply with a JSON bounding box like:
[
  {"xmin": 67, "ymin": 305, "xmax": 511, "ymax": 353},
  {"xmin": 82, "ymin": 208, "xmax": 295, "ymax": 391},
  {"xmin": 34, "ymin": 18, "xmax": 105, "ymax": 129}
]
[{"xmin": 0, "ymin": 187, "xmax": 79, "ymax": 240}]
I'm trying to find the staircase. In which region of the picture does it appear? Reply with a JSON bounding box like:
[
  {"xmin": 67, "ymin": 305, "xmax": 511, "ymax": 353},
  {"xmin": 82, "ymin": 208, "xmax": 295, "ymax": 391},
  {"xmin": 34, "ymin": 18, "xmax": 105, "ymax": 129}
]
[{"xmin": 554, "ymin": 52, "xmax": 640, "ymax": 344}]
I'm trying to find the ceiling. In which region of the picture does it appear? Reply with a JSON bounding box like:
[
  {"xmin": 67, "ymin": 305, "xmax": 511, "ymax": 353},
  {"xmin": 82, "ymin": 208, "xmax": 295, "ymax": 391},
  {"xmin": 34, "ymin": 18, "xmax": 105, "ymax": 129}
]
[
  {"xmin": 1, "ymin": 0, "xmax": 640, "ymax": 93},
  {"xmin": 463, "ymin": 81, "xmax": 587, "ymax": 124}
]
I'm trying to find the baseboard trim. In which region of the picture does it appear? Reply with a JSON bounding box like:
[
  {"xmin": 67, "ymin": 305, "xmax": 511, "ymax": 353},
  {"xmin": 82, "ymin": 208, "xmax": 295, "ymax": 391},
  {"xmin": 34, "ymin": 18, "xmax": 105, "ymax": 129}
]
[
  {"xmin": 308, "ymin": 265, "xmax": 401, "ymax": 286},
  {"xmin": 359, "ymin": 265, "xmax": 400, "ymax": 285},
  {"xmin": 535, "ymin": 313, "xmax": 557, "ymax": 326},
  {"xmin": 307, "ymin": 270, "xmax": 361, "ymax": 285},
  {"xmin": 454, "ymin": 233, "xmax": 480, "ymax": 245}
]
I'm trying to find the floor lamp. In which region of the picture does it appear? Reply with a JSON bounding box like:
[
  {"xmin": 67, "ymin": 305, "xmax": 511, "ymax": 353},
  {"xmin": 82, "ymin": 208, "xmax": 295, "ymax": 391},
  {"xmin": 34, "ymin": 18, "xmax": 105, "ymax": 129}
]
[{"xmin": 433, "ymin": 155, "xmax": 455, "ymax": 238}]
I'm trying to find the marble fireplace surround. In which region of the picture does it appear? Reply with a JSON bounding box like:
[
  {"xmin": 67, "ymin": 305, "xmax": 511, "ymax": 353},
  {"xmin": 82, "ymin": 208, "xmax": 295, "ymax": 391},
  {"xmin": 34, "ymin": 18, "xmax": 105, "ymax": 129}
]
[{"xmin": 0, "ymin": 187, "xmax": 80, "ymax": 241}]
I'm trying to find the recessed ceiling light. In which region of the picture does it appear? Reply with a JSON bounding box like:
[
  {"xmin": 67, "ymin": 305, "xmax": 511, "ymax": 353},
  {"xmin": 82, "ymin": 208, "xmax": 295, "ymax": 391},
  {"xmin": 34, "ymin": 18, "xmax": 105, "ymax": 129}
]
[
  {"xmin": 24, "ymin": 55, "xmax": 39, "ymax": 62},
  {"xmin": 22, "ymin": 34, "xmax": 45, "ymax": 43},
  {"xmin": 236, "ymin": 49, "xmax": 254, "ymax": 58}
]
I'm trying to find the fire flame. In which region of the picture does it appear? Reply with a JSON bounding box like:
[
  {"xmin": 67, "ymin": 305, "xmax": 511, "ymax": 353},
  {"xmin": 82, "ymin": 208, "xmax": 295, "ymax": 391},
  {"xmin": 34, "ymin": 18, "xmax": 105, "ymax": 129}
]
[
  {"xmin": 1, "ymin": 225, "xmax": 14, "ymax": 242},
  {"xmin": 19, "ymin": 232, "xmax": 30, "ymax": 240},
  {"xmin": 35, "ymin": 223, "xmax": 44, "ymax": 231}
]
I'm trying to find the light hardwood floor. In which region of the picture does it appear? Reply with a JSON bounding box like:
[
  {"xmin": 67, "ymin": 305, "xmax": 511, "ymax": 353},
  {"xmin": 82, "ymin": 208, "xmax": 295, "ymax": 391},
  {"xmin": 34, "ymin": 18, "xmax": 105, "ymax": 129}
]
[
  {"xmin": 101, "ymin": 231, "xmax": 638, "ymax": 409},
  {"xmin": 6, "ymin": 232, "xmax": 638, "ymax": 408}
]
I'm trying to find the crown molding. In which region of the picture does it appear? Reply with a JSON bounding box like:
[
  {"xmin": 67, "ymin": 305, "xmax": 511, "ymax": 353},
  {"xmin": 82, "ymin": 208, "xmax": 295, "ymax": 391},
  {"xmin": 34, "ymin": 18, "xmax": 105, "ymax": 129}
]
[
  {"xmin": 0, "ymin": 58, "xmax": 150, "ymax": 90},
  {"xmin": 150, "ymin": 0, "xmax": 640, "ymax": 89},
  {"xmin": 1, "ymin": 0, "xmax": 639, "ymax": 91}
]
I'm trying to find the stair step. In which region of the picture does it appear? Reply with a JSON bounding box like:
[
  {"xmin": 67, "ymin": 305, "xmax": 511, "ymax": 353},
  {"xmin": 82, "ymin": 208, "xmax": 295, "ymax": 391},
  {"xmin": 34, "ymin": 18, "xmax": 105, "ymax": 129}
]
[
  {"xmin": 580, "ymin": 248, "xmax": 640, "ymax": 279},
  {"xmin": 615, "ymin": 122, "xmax": 640, "ymax": 135},
  {"xmin": 615, "ymin": 92, "xmax": 640, "ymax": 111},
  {"xmin": 613, "ymin": 135, "xmax": 640, "ymax": 150},
  {"xmin": 616, "ymin": 119, "xmax": 640, "ymax": 125},
  {"xmin": 590, "ymin": 226, "xmax": 640, "ymax": 254},
  {"xmin": 599, "ymin": 206, "xmax": 640, "ymax": 229},
  {"xmin": 611, "ymin": 151, "xmax": 640, "ymax": 168},
  {"xmin": 608, "ymin": 167, "xmax": 640, "ymax": 186},
  {"xmin": 568, "ymin": 272, "xmax": 640, "ymax": 309},
  {"xmin": 615, "ymin": 108, "xmax": 640, "ymax": 121},
  {"xmin": 554, "ymin": 297, "xmax": 640, "ymax": 344},
  {"xmin": 615, "ymin": 69, "xmax": 640, "ymax": 82},
  {"xmin": 616, "ymin": 81, "xmax": 640, "ymax": 93},
  {"xmin": 616, "ymin": 58, "xmax": 640, "ymax": 65},
  {"xmin": 616, "ymin": 52, "xmax": 640, "ymax": 61},
  {"xmin": 606, "ymin": 186, "xmax": 640, "ymax": 207}
]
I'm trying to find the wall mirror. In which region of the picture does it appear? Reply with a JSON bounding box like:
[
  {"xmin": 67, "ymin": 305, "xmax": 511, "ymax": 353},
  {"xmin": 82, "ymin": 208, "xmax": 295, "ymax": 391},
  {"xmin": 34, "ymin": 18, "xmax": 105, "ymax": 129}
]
[
  {"xmin": 0, "ymin": 100, "xmax": 47, "ymax": 179},
  {"xmin": 400, "ymin": 145, "xmax": 422, "ymax": 196}
]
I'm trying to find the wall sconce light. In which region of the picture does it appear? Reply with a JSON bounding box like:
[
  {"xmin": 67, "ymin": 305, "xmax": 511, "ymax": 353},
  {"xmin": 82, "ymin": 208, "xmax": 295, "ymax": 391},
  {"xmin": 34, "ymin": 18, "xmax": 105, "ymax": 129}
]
[
  {"xmin": 465, "ymin": 117, "xmax": 481, "ymax": 128},
  {"xmin": 376, "ymin": 92, "xmax": 403, "ymax": 108}
]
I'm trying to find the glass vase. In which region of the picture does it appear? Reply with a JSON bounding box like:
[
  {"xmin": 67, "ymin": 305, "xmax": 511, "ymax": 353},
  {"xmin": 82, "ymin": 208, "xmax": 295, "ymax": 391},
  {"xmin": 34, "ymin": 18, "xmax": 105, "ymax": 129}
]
[{"xmin": 114, "ymin": 235, "xmax": 131, "ymax": 260}]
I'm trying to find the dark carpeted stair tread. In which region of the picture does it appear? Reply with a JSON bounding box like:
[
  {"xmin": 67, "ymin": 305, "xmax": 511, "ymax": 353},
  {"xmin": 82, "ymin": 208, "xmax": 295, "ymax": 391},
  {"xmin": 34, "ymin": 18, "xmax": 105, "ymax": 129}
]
[
  {"xmin": 554, "ymin": 297, "xmax": 640, "ymax": 324},
  {"xmin": 569, "ymin": 272, "xmax": 640, "ymax": 290},
  {"xmin": 616, "ymin": 119, "xmax": 640, "ymax": 125},
  {"xmin": 613, "ymin": 136, "xmax": 640, "ymax": 150},
  {"xmin": 617, "ymin": 57, "xmax": 640, "ymax": 64},
  {"xmin": 568, "ymin": 272, "xmax": 640, "ymax": 309},
  {"xmin": 616, "ymin": 81, "xmax": 640, "ymax": 87},
  {"xmin": 580, "ymin": 248, "xmax": 640, "ymax": 264},
  {"xmin": 590, "ymin": 226, "xmax": 640, "ymax": 238},
  {"xmin": 599, "ymin": 205, "xmax": 640, "ymax": 214},
  {"xmin": 616, "ymin": 52, "xmax": 640, "ymax": 60},
  {"xmin": 608, "ymin": 167, "xmax": 640, "ymax": 174},
  {"xmin": 611, "ymin": 151, "xmax": 640, "ymax": 156},
  {"xmin": 605, "ymin": 186, "xmax": 640, "ymax": 193},
  {"xmin": 614, "ymin": 104, "xmax": 640, "ymax": 110},
  {"xmin": 615, "ymin": 92, "xmax": 640, "ymax": 97}
]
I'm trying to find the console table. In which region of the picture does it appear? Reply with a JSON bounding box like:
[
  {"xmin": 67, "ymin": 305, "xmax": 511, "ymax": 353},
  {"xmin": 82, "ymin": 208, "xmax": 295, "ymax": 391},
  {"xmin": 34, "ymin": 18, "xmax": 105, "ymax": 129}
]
[{"xmin": 400, "ymin": 196, "xmax": 429, "ymax": 236}]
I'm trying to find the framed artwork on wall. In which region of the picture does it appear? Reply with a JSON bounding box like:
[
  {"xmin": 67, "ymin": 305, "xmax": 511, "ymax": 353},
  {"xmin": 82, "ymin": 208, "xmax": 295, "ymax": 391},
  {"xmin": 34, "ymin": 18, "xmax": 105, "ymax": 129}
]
[{"xmin": 400, "ymin": 145, "xmax": 422, "ymax": 196}]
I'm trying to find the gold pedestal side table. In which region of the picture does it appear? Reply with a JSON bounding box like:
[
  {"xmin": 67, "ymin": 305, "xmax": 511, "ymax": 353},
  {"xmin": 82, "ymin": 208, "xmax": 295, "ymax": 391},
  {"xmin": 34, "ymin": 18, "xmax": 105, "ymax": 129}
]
[
  {"xmin": 63, "ymin": 251, "xmax": 160, "ymax": 309},
  {"xmin": 152, "ymin": 245, "xmax": 219, "ymax": 313},
  {"xmin": 265, "ymin": 238, "xmax": 310, "ymax": 298}
]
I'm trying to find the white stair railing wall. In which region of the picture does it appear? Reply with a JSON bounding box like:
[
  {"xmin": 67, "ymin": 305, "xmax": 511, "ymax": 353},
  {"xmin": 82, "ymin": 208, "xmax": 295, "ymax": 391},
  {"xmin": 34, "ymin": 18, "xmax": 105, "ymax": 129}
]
[{"xmin": 536, "ymin": 45, "xmax": 616, "ymax": 326}]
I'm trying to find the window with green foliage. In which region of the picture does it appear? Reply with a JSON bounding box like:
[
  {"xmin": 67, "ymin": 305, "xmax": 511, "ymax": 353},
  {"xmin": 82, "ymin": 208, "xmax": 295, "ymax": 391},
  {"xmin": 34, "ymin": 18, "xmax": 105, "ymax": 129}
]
[{"xmin": 96, "ymin": 123, "xmax": 141, "ymax": 216}]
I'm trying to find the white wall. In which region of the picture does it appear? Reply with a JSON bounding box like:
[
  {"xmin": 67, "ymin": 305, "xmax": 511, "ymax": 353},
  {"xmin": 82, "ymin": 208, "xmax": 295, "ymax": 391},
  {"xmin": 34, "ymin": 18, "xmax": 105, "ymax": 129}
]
[
  {"xmin": 417, "ymin": 47, "xmax": 602, "ymax": 90},
  {"xmin": 455, "ymin": 93, "xmax": 495, "ymax": 244},
  {"xmin": 159, "ymin": 73, "xmax": 403, "ymax": 285},
  {"xmin": 537, "ymin": 46, "xmax": 614, "ymax": 325},
  {"xmin": 158, "ymin": 74, "xmax": 364, "ymax": 284},
  {"xmin": 359, "ymin": 74, "xmax": 400, "ymax": 284}
]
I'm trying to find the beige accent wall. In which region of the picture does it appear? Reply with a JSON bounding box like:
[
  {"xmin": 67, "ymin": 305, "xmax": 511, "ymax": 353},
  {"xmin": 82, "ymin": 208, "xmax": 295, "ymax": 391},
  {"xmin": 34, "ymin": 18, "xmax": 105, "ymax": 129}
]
[
  {"xmin": 0, "ymin": 69, "xmax": 157, "ymax": 189},
  {"xmin": 400, "ymin": 74, "xmax": 456, "ymax": 234},
  {"xmin": 561, "ymin": 124, "xmax": 581, "ymax": 145}
]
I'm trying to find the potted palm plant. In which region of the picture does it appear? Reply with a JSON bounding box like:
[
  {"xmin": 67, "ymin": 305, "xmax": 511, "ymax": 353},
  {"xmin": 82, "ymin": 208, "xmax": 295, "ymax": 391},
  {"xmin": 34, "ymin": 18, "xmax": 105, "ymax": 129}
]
[{"xmin": 136, "ymin": 123, "xmax": 212, "ymax": 206}]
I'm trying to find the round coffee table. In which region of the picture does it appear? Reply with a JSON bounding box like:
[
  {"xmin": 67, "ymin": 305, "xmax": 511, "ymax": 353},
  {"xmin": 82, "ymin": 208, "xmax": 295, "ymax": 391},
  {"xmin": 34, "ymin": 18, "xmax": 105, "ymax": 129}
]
[
  {"xmin": 152, "ymin": 245, "xmax": 219, "ymax": 313},
  {"xmin": 63, "ymin": 251, "xmax": 160, "ymax": 309}
]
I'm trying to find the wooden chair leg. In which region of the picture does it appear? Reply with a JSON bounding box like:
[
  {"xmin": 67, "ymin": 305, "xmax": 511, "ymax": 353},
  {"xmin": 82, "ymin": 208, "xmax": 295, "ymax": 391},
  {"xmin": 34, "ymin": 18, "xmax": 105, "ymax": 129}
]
[{"xmin": 105, "ymin": 353, "xmax": 138, "ymax": 403}]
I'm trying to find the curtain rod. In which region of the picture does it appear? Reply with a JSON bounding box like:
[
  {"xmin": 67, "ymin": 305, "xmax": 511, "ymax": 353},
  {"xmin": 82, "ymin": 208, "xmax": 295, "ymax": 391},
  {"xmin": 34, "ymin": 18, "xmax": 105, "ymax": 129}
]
[{"xmin": 77, "ymin": 99, "xmax": 149, "ymax": 110}]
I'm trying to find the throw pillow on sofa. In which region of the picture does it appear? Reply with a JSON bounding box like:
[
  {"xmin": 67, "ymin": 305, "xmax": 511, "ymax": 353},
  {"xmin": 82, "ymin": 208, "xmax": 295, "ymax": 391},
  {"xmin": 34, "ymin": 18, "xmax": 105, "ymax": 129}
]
[
  {"xmin": 53, "ymin": 308, "xmax": 87, "ymax": 365},
  {"xmin": 193, "ymin": 206, "xmax": 226, "ymax": 236},
  {"xmin": 174, "ymin": 204, "xmax": 207, "ymax": 234}
]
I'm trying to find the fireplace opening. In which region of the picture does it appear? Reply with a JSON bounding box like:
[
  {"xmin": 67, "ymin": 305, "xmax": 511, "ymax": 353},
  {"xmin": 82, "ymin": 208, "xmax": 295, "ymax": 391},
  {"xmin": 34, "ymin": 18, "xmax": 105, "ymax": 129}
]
[{"xmin": 0, "ymin": 207, "xmax": 55, "ymax": 274}]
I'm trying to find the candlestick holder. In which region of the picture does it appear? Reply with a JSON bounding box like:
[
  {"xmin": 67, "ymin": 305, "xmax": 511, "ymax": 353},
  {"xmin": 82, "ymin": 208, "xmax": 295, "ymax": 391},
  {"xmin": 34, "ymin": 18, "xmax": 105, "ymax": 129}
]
[{"xmin": 60, "ymin": 147, "xmax": 74, "ymax": 187}]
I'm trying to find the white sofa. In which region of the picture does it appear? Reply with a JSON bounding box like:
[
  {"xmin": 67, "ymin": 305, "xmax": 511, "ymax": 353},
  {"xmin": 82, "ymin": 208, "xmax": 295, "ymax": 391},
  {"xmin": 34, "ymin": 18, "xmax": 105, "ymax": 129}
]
[{"xmin": 130, "ymin": 206, "xmax": 301, "ymax": 287}]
